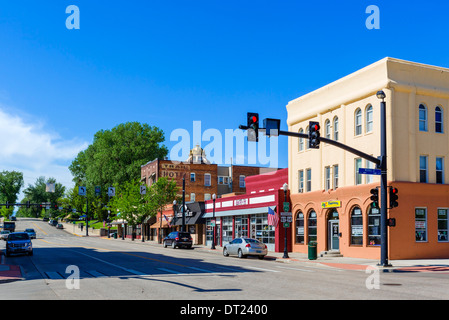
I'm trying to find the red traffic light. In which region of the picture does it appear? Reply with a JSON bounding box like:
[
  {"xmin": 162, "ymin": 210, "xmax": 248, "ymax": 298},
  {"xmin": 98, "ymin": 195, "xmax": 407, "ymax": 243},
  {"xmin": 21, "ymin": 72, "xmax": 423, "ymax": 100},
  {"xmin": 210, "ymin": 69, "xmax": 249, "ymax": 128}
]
[
  {"xmin": 251, "ymin": 115, "xmax": 258, "ymax": 123},
  {"xmin": 391, "ymin": 187, "xmax": 398, "ymax": 194},
  {"xmin": 312, "ymin": 124, "xmax": 320, "ymax": 131}
]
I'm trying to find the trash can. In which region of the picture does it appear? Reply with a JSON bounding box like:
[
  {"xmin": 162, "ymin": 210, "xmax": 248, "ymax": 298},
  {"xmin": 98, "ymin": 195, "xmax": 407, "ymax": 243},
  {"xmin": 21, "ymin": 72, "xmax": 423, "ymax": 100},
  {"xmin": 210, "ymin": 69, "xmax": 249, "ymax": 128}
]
[
  {"xmin": 113, "ymin": 232, "xmax": 117, "ymax": 239},
  {"xmin": 308, "ymin": 242, "xmax": 317, "ymax": 260}
]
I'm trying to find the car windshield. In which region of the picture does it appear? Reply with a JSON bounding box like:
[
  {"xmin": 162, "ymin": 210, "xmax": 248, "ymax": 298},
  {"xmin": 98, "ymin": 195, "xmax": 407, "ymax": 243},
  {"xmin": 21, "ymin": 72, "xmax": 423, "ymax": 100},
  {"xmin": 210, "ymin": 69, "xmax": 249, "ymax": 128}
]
[
  {"xmin": 1, "ymin": 231, "xmax": 10, "ymax": 234},
  {"xmin": 243, "ymin": 238, "xmax": 260, "ymax": 243},
  {"xmin": 179, "ymin": 233, "xmax": 191, "ymax": 238},
  {"xmin": 25, "ymin": 229, "xmax": 35, "ymax": 232},
  {"xmin": 9, "ymin": 233, "xmax": 30, "ymax": 241}
]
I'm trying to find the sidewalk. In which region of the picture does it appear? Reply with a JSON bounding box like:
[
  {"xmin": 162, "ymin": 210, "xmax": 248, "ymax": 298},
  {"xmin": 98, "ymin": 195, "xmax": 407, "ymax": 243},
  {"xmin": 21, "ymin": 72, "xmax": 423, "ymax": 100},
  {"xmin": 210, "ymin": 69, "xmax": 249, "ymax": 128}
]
[{"xmin": 0, "ymin": 255, "xmax": 23, "ymax": 283}]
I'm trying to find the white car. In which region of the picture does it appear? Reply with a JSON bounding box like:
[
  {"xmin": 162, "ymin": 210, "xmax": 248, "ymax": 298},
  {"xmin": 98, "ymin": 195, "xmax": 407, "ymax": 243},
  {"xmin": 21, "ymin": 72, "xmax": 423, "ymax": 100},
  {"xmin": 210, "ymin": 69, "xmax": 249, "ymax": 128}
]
[
  {"xmin": 223, "ymin": 238, "xmax": 268, "ymax": 259},
  {"xmin": 1, "ymin": 230, "xmax": 11, "ymax": 241}
]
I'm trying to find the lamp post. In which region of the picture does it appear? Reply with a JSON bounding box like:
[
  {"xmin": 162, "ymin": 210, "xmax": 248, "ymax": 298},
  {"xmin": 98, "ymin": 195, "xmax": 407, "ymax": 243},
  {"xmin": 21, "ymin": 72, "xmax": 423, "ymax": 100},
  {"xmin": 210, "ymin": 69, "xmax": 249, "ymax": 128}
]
[
  {"xmin": 211, "ymin": 193, "xmax": 216, "ymax": 250},
  {"xmin": 173, "ymin": 200, "xmax": 177, "ymax": 232},
  {"xmin": 282, "ymin": 183, "xmax": 289, "ymax": 259},
  {"xmin": 377, "ymin": 90, "xmax": 391, "ymax": 267},
  {"xmin": 182, "ymin": 175, "xmax": 186, "ymax": 232}
]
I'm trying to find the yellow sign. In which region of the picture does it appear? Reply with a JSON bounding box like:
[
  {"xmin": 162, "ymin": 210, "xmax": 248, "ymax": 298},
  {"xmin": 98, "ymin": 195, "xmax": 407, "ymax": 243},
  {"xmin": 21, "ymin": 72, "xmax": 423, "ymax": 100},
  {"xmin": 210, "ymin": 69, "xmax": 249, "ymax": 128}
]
[{"xmin": 321, "ymin": 201, "xmax": 341, "ymax": 209}]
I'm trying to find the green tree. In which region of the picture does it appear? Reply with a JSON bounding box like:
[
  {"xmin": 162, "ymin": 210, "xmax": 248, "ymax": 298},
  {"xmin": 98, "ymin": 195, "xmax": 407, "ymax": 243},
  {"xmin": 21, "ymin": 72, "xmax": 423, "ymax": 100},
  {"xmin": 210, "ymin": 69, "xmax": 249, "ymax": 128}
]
[
  {"xmin": 20, "ymin": 177, "xmax": 65, "ymax": 218},
  {"xmin": 69, "ymin": 122, "xmax": 168, "ymax": 221},
  {"xmin": 0, "ymin": 170, "xmax": 24, "ymax": 218}
]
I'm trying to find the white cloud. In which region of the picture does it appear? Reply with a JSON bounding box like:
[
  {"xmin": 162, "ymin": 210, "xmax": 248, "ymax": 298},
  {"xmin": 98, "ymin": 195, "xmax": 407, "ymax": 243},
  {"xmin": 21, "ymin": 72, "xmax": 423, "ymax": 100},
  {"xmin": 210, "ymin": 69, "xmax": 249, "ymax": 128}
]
[{"xmin": 0, "ymin": 106, "xmax": 88, "ymax": 197}]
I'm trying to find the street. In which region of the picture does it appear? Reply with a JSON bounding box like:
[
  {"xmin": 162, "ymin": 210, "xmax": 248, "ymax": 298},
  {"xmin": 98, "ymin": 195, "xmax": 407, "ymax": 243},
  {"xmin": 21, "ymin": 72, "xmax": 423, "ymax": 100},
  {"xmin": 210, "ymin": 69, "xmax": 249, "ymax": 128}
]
[{"xmin": 1, "ymin": 218, "xmax": 448, "ymax": 301}]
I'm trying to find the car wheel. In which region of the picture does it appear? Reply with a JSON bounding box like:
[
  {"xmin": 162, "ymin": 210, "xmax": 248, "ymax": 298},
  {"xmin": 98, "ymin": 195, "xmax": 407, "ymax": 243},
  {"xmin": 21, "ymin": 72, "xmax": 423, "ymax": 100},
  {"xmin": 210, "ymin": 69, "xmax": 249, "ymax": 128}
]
[
  {"xmin": 238, "ymin": 249, "xmax": 246, "ymax": 259},
  {"xmin": 223, "ymin": 248, "xmax": 229, "ymax": 257},
  {"xmin": 163, "ymin": 241, "xmax": 167, "ymax": 248},
  {"xmin": 258, "ymin": 255, "xmax": 265, "ymax": 260},
  {"xmin": 28, "ymin": 251, "xmax": 33, "ymax": 256},
  {"xmin": 172, "ymin": 241, "xmax": 177, "ymax": 249}
]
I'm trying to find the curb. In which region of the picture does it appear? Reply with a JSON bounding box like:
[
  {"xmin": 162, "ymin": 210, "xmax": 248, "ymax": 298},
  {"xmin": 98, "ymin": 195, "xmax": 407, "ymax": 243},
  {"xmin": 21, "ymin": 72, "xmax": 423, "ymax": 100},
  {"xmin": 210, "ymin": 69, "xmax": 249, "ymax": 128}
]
[{"xmin": 0, "ymin": 264, "xmax": 23, "ymax": 283}]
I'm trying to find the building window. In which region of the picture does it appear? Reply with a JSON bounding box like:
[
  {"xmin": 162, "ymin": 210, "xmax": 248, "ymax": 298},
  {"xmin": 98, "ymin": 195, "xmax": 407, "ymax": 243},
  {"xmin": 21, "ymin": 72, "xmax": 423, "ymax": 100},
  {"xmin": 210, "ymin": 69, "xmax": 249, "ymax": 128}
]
[
  {"xmin": 325, "ymin": 119, "xmax": 331, "ymax": 139},
  {"xmin": 368, "ymin": 207, "xmax": 381, "ymax": 245},
  {"xmin": 295, "ymin": 211, "xmax": 304, "ymax": 244},
  {"xmin": 222, "ymin": 216, "xmax": 233, "ymax": 244},
  {"xmin": 420, "ymin": 156, "xmax": 428, "ymax": 183},
  {"xmin": 308, "ymin": 210, "xmax": 317, "ymax": 244},
  {"xmin": 366, "ymin": 159, "xmax": 375, "ymax": 184},
  {"xmin": 325, "ymin": 166, "xmax": 331, "ymax": 191},
  {"xmin": 306, "ymin": 169, "xmax": 312, "ymax": 192},
  {"xmin": 204, "ymin": 193, "xmax": 211, "ymax": 201},
  {"xmin": 415, "ymin": 208, "xmax": 427, "ymax": 242},
  {"xmin": 438, "ymin": 209, "xmax": 448, "ymax": 242},
  {"xmin": 298, "ymin": 170, "xmax": 304, "ymax": 193},
  {"xmin": 204, "ymin": 173, "xmax": 211, "ymax": 186},
  {"xmin": 355, "ymin": 158, "xmax": 362, "ymax": 185},
  {"xmin": 436, "ymin": 157, "xmax": 444, "ymax": 184},
  {"xmin": 239, "ymin": 175, "xmax": 245, "ymax": 188},
  {"xmin": 333, "ymin": 116, "xmax": 339, "ymax": 141},
  {"xmin": 366, "ymin": 104, "xmax": 373, "ymax": 133},
  {"xmin": 435, "ymin": 106, "xmax": 443, "ymax": 133},
  {"xmin": 355, "ymin": 108, "xmax": 362, "ymax": 136},
  {"xmin": 333, "ymin": 165, "xmax": 339, "ymax": 189},
  {"xmin": 190, "ymin": 173, "xmax": 196, "ymax": 182},
  {"xmin": 190, "ymin": 193, "xmax": 195, "ymax": 202},
  {"xmin": 350, "ymin": 207, "xmax": 363, "ymax": 245},
  {"xmin": 419, "ymin": 104, "xmax": 428, "ymax": 131},
  {"xmin": 250, "ymin": 213, "xmax": 275, "ymax": 246},
  {"xmin": 298, "ymin": 128, "xmax": 304, "ymax": 151}
]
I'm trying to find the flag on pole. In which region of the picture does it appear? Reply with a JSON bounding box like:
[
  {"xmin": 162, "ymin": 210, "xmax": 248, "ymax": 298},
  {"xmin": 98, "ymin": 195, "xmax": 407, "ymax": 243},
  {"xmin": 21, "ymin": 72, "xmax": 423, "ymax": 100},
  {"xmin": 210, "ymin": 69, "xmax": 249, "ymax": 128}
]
[
  {"xmin": 163, "ymin": 214, "xmax": 171, "ymax": 227},
  {"xmin": 268, "ymin": 207, "xmax": 278, "ymax": 226}
]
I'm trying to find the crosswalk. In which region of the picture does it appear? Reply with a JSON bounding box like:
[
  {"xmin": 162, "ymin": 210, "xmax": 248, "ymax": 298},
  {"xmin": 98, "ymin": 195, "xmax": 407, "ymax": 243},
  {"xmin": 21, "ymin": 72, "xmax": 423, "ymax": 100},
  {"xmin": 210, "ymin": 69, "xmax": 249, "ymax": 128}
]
[{"xmin": 41, "ymin": 262, "xmax": 344, "ymax": 280}]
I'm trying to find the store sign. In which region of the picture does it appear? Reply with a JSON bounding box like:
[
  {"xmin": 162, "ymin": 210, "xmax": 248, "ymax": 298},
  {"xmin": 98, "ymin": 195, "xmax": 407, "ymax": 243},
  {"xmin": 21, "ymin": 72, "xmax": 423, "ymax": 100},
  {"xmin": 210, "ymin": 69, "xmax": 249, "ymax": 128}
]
[
  {"xmin": 321, "ymin": 200, "xmax": 341, "ymax": 209},
  {"xmin": 234, "ymin": 198, "xmax": 248, "ymax": 206}
]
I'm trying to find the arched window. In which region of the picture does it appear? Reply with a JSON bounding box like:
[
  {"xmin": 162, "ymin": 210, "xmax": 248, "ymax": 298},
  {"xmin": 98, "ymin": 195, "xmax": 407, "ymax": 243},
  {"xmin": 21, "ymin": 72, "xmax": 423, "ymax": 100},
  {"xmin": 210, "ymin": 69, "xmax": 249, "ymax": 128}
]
[
  {"xmin": 435, "ymin": 106, "xmax": 443, "ymax": 133},
  {"xmin": 419, "ymin": 104, "xmax": 428, "ymax": 131},
  {"xmin": 368, "ymin": 207, "xmax": 381, "ymax": 246},
  {"xmin": 333, "ymin": 116, "xmax": 339, "ymax": 141},
  {"xmin": 355, "ymin": 108, "xmax": 362, "ymax": 136},
  {"xmin": 295, "ymin": 211, "xmax": 304, "ymax": 244},
  {"xmin": 298, "ymin": 128, "xmax": 304, "ymax": 151},
  {"xmin": 366, "ymin": 105, "xmax": 373, "ymax": 133},
  {"xmin": 350, "ymin": 206, "xmax": 363, "ymax": 245},
  {"xmin": 308, "ymin": 210, "xmax": 317, "ymax": 244},
  {"xmin": 325, "ymin": 119, "xmax": 331, "ymax": 139}
]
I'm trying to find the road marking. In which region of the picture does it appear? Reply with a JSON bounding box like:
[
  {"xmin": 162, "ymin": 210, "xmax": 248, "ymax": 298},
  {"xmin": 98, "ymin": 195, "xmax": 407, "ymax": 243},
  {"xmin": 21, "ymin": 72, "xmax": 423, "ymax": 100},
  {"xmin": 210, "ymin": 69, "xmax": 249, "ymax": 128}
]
[
  {"xmin": 85, "ymin": 270, "xmax": 108, "ymax": 278},
  {"xmin": 157, "ymin": 268, "xmax": 183, "ymax": 275},
  {"xmin": 243, "ymin": 266, "xmax": 280, "ymax": 273},
  {"xmin": 188, "ymin": 266, "xmax": 215, "ymax": 273},
  {"xmin": 276, "ymin": 266, "xmax": 315, "ymax": 272},
  {"xmin": 32, "ymin": 222, "xmax": 47, "ymax": 235}
]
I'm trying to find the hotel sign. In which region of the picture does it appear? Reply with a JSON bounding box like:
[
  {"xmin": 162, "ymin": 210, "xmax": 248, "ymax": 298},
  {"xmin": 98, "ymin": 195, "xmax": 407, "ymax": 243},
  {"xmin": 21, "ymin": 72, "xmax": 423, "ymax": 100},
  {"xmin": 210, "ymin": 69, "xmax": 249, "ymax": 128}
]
[{"xmin": 321, "ymin": 200, "xmax": 341, "ymax": 209}]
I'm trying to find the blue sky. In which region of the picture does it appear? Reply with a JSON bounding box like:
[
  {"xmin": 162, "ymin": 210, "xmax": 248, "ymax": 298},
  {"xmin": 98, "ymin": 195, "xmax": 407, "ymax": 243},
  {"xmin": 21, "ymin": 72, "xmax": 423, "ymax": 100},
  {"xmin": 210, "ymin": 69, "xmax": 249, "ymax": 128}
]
[{"xmin": 1, "ymin": 0, "xmax": 449, "ymax": 194}]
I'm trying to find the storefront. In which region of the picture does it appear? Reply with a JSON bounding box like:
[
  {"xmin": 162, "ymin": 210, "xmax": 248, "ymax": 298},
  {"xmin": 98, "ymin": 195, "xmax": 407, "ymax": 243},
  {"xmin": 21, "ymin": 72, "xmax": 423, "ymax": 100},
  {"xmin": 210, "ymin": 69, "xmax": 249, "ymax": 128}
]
[
  {"xmin": 172, "ymin": 202, "xmax": 206, "ymax": 245},
  {"xmin": 203, "ymin": 169, "xmax": 290, "ymax": 253}
]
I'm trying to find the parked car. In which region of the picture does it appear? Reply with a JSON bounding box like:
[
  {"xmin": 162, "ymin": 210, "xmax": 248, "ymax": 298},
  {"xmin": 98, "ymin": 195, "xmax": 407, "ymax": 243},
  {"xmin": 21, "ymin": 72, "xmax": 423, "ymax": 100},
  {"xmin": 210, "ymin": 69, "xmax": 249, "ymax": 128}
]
[
  {"xmin": 43, "ymin": 217, "xmax": 49, "ymax": 222},
  {"xmin": 56, "ymin": 223, "xmax": 63, "ymax": 229},
  {"xmin": 25, "ymin": 228, "xmax": 36, "ymax": 239},
  {"xmin": 5, "ymin": 232, "xmax": 33, "ymax": 257},
  {"xmin": 163, "ymin": 231, "xmax": 192, "ymax": 249},
  {"xmin": 1, "ymin": 230, "xmax": 11, "ymax": 241},
  {"xmin": 223, "ymin": 238, "xmax": 267, "ymax": 259}
]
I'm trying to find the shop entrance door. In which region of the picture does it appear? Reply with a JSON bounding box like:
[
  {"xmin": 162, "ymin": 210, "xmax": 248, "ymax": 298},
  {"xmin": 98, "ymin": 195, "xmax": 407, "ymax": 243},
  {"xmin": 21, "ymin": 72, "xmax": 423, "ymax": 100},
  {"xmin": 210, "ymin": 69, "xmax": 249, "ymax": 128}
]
[{"xmin": 328, "ymin": 220, "xmax": 340, "ymax": 251}]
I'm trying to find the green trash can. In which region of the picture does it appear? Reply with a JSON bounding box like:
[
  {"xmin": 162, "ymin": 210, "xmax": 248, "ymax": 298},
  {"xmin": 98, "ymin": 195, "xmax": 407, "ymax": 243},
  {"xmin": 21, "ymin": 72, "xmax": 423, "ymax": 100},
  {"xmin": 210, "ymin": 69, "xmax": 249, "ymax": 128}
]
[
  {"xmin": 308, "ymin": 242, "xmax": 317, "ymax": 260},
  {"xmin": 113, "ymin": 232, "xmax": 117, "ymax": 239}
]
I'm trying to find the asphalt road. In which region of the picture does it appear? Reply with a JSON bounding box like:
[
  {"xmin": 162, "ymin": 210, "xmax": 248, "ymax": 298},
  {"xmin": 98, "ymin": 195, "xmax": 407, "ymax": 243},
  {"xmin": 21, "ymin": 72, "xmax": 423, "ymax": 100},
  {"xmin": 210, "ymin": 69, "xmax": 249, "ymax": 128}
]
[{"xmin": 1, "ymin": 218, "xmax": 448, "ymax": 301}]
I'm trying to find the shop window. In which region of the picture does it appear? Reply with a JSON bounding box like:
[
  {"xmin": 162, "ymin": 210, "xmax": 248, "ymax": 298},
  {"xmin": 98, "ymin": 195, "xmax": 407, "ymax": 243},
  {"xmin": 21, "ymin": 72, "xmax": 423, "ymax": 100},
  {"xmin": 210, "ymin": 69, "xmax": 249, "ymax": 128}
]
[
  {"xmin": 295, "ymin": 212, "xmax": 304, "ymax": 244},
  {"xmin": 222, "ymin": 216, "xmax": 233, "ymax": 244},
  {"xmin": 437, "ymin": 209, "xmax": 448, "ymax": 242},
  {"xmin": 368, "ymin": 207, "xmax": 381, "ymax": 246},
  {"xmin": 308, "ymin": 210, "xmax": 317, "ymax": 244},
  {"xmin": 415, "ymin": 208, "xmax": 427, "ymax": 242},
  {"xmin": 350, "ymin": 207, "xmax": 363, "ymax": 245},
  {"xmin": 251, "ymin": 213, "xmax": 275, "ymax": 246}
]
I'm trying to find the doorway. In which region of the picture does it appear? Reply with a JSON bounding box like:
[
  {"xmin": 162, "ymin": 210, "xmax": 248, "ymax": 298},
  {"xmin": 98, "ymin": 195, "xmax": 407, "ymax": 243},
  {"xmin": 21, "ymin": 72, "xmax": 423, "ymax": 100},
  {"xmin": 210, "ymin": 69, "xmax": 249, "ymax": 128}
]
[{"xmin": 327, "ymin": 209, "xmax": 340, "ymax": 251}]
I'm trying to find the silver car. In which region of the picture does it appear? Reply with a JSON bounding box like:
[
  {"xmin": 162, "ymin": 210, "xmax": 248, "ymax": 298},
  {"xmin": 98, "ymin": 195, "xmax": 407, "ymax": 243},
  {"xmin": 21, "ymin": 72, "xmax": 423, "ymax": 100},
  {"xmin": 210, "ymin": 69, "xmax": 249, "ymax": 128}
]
[{"xmin": 223, "ymin": 238, "xmax": 268, "ymax": 259}]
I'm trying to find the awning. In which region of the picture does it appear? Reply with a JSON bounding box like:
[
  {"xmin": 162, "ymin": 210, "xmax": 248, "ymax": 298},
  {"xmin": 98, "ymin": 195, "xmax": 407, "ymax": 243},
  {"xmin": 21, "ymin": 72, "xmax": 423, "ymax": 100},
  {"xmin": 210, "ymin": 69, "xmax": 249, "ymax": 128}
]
[
  {"xmin": 202, "ymin": 206, "xmax": 276, "ymax": 218},
  {"xmin": 173, "ymin": 212, "xmax": 204, "ymax": 226},
  {"xmin": 173, "ymin": 202, "xmax": 205, "ymax": 226},
  {"xmin": 150, "ymin": 220, "xmax": 172, "ymax": 229}
]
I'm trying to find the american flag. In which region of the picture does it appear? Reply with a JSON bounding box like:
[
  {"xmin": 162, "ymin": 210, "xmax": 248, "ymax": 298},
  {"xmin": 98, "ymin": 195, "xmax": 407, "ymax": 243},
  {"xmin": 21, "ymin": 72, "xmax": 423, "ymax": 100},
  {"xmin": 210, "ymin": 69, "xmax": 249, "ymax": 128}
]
[
  {"xmin": 268, "ymin": 207, "xmax": 278, "ymax": 226},
  {"xmin": 163, "ymin": 214, "xmax": 171, "ymax": 227}
]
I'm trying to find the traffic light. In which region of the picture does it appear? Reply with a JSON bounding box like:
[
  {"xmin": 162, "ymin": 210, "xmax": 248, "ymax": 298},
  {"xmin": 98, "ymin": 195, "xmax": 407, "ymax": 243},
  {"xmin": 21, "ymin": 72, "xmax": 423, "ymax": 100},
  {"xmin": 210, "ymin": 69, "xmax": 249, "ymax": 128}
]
[
  {"xmin": 308, "ymin": 121, "xmax": 320, "ymax": 148},
  {"xmin": 26, "ymin": 201, "xmax": 30, "ymax": 208},
  {"xmin": 370, "ymin": 188, "xmax": 379, "ymax": 208},
  {"xmin": 389, "ymin": 187, "xmax": 399, "ymax": 208},
  {"xmin": 247, "ymin": 112, "xmax": 259, "ymax": 142},
  {"xmin": 5, "ymin": 201, "xmax": 10, "ymax": 209}
]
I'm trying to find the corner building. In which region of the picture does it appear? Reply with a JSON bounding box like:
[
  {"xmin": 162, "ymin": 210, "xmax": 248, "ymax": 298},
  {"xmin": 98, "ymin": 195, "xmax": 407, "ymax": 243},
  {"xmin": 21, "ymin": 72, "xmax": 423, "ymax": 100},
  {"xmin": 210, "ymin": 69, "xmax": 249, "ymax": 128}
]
[{"xmin": 287, "ymin": 57, "xmax": 449, "ymax": 259}]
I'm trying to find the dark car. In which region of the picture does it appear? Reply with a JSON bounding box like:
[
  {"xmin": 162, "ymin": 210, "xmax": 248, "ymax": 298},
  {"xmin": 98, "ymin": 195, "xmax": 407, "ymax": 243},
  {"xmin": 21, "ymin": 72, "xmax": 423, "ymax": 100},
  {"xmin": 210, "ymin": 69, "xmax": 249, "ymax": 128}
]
[
  {"xmin": 25, "ymin": 228, "xmax": 36, "ymax": 239},
  {"xmin": 5, "ymin": 232, "xmax": 33, "ymax": 257},
  {"xmin": 163, "ymin": 231, "xmax": 192, "ymax": 249}
]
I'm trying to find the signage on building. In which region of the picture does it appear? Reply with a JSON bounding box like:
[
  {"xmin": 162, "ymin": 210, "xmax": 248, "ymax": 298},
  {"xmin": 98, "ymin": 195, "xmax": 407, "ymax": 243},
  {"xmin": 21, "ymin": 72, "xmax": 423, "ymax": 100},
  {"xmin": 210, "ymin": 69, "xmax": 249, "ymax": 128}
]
[
  {"xmin": 321, "ymin": 201, "xmax": 341, "ymax": 209},
  {"xmin": 234, "ymin": 198, "xmax": 248, "ymax": 206}
]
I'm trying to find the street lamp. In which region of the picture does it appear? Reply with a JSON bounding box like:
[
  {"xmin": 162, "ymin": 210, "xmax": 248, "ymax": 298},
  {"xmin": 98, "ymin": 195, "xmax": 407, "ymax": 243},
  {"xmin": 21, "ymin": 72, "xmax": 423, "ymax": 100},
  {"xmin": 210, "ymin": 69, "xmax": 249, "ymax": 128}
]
[
  {"xmin": 377, "ymin": 90, "xmax": 391, "ymax": 267},
  {"xmin": 282, "ymin": 183, "xmax": 289, "ymax": 259},
  {"xmin": 211, "ymin": 194, "xmax": 216, "ymax": 250},
  {"xmin": 173, "ymin": 200, "xmax": 177, "ymax": 232}
]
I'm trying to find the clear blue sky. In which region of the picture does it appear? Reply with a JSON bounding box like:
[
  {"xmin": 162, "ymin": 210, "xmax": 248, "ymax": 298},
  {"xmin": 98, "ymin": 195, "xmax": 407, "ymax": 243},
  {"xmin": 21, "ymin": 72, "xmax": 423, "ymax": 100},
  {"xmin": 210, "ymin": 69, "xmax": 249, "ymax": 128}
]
[{"xmin": 1, "ymin": 0, "xmax": 449, "ymax": 191}]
